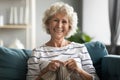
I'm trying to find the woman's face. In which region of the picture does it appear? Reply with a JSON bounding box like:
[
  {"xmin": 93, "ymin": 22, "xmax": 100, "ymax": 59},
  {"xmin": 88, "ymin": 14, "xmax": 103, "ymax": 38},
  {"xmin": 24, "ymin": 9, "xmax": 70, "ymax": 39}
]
[{"xmin": 47, "ymin": 13, "xmax": 70, "ymax": 40}]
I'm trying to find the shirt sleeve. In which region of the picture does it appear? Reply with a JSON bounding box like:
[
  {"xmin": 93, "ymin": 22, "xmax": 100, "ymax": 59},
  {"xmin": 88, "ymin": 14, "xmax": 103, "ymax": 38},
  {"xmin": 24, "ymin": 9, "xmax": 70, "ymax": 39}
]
[
  {"xmin": 26, "ymin": 49, "xmax": 41, "ymax": 80},
  {"xmin": 81, "ymin": 44, "xmax": 100, "ymax": 80}
]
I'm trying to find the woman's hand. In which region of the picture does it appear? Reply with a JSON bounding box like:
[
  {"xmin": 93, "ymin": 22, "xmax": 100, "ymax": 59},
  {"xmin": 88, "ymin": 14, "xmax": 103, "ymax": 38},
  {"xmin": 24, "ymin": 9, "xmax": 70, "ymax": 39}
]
[
  {"xmin": 46, "ymin": 60, "xmax": 64, "ymax": 71},
  {"xmin": 64, "ymin": 59, "xmax": 79, "ymax": 71},
  {"xmin": 64, "ymin": 59, "xmax": 93, "ymax": 80},
  {"xmin": 36, "ymin": 60, "xmax": 63, "ymax": 80}
]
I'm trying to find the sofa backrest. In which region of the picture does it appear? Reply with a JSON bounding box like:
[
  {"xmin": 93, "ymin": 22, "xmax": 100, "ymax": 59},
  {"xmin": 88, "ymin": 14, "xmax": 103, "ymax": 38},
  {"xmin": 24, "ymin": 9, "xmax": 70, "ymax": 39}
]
[
  {"xmin": 85, "ymin": 41, "xmax": 108, "ymax": 79},
  {"xmin": 0, "ymin": 46, "xmax": 32, "ymax": 80}
]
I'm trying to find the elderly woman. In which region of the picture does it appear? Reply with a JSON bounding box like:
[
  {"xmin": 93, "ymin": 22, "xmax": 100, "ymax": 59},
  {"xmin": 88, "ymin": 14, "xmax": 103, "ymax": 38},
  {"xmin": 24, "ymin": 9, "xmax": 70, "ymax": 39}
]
[{"xmin": 27, "ymin": 2, "xmax": 99, "ymax": 80}]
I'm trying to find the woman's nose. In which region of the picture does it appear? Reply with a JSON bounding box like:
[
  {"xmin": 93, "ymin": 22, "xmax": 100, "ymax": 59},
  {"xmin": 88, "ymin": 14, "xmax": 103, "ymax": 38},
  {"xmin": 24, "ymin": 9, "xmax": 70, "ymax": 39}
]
[{"xmin": 57, "ymin": 21, "xmax": 62, "ymax": 28}]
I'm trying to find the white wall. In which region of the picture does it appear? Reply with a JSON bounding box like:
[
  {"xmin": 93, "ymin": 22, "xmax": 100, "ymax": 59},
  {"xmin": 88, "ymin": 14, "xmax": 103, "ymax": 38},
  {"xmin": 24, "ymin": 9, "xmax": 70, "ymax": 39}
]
[{"xmin": 82, "ymin": 0, "xmax": 110, "ymax": 45}]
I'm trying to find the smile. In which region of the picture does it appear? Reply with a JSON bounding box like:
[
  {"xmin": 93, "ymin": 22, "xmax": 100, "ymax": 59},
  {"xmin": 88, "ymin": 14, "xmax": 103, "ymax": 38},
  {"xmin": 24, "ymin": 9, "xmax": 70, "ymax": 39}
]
[{"xmin": 54, "ymin": 28, "xmax": 63, "ymax": 33}]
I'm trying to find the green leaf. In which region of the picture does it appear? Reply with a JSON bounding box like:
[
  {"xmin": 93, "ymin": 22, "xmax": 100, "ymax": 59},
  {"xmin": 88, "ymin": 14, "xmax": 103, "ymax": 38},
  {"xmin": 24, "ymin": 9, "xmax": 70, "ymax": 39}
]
[{"xmin": 67, "ymin": 29, "xmax": 92, "ymax": 43}]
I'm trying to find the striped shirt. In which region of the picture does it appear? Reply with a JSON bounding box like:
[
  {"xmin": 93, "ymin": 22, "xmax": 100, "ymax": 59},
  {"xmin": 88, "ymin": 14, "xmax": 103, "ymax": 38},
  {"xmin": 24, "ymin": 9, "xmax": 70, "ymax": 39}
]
[{"xmin": 26, "ymin": 42, "xmax": 99, "ymax": 80}]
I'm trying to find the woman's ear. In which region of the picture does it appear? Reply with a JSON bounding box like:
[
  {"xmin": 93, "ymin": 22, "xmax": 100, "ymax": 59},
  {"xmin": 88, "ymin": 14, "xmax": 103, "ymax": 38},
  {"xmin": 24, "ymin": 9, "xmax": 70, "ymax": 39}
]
[
  {"xmin": 69, "ymin": 26, "xmax": 71, "ymax": 31},
  {"xmin": 45, "ymin": 20, "xmax": 49, "ymax": 27},
  {"xmin": 45, "ymin": 20, "xmax": 50, "ymax": 34}
]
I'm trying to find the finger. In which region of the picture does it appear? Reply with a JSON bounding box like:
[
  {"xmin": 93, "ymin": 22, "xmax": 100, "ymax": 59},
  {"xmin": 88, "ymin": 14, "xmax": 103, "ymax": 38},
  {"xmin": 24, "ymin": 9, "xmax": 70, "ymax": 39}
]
[
  {"xmin": 67, "ymin": 62, "xmax": 74, "ymax": 68},
  {"xmin": 52, "ymin": 66, "xmax": 57, "ymax": 71},
  {"xmin": 64, "ymin": 60, "xmax": 69, "ymax": 66},
  {"xmin": 49, "ymin": 61, "xmax": 62, "ymax": 71},
  {"xmin": 54, "ymin": 62, "xmax": 60, "ymax": 67},
  {"xmin": 49, "ymin": 64, "xmax": 57, "ymax": 71},
  {"xmin": 64, "ymin": 59, "xmax": 73, "ymax": 66}
]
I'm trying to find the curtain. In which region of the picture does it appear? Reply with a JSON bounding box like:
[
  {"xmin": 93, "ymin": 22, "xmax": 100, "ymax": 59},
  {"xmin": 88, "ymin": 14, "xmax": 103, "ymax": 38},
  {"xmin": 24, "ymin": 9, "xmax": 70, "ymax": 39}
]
[{"xmin": 109, "ymin": 0, "xmax": 120, "ymax": 54}]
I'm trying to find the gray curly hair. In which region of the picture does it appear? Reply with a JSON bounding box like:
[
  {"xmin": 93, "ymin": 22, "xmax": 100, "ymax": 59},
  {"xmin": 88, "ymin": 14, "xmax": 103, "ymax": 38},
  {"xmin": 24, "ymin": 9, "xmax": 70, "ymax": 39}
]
[{"xmin": 42, "ymin": 2, "xmax": 78, "ymax": 38}]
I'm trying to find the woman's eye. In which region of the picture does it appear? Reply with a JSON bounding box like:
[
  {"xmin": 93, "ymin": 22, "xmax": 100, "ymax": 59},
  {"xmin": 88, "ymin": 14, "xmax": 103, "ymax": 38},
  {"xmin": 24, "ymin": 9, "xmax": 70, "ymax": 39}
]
[
  {"xmin": 62, "ymin": 21, "xmax": 67, "ymax": 24},
  {"xmin": 53, "ymin": 19, "xmax": 58, "ymax": 22}
]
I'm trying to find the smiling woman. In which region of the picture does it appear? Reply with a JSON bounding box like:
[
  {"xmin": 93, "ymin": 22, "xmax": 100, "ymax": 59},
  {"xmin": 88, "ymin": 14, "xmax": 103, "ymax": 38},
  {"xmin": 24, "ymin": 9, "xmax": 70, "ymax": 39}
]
[
  {"xmin": 46, "ymin": 12, "xmax": 70, "ymax": 42},
  {"xmin": 26, "ymin": 2, "xmax": 99, "ymax": 80},
  {"xmin": 42, "ymin": 2, "xmax": 78, "ymax": 38}
]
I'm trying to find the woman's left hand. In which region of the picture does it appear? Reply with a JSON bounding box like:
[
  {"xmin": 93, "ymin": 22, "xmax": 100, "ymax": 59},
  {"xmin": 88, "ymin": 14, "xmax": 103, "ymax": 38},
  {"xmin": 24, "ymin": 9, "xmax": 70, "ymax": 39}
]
[{"xmin": 64, "ymin": 59, "xmax": 79, "ymax": 71}]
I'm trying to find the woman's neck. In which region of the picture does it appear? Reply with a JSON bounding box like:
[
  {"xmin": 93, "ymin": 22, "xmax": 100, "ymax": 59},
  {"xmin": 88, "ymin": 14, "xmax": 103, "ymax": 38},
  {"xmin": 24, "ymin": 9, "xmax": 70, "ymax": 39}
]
[{"xmin": 46, "ymin": 38, "xmax": 70, "ymax": 47}]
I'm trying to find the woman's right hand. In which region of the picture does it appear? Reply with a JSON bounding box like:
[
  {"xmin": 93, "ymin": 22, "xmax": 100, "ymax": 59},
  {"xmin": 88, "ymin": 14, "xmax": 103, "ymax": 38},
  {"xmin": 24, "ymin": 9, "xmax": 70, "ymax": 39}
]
[
  {"xmin": 46, "ymin": 60, "xmax": 63, "ymax": 71},
  {"xmin": 36, "ymin": 60, "xmax": 63, "ymax": 80}
]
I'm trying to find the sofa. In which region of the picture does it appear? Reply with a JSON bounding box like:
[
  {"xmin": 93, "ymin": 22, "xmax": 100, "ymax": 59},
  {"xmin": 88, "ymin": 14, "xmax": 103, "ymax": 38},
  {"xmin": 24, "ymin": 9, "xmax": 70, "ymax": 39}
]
[{"xmin": 0, "ymin": 41, "xmax": 120, "ymax": 80}]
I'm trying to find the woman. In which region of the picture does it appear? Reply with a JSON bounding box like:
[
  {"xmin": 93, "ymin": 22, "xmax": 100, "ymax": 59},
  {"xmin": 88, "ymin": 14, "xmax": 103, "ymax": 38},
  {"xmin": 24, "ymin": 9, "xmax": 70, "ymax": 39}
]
[{"xmin": 27, "ymin": 2, "xmax": 99, "ymax": 80}]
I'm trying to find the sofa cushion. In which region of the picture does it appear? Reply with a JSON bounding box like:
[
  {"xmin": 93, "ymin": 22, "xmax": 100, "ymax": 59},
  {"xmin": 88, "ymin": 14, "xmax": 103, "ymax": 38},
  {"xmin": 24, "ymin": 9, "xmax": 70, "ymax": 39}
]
[
  {"xmin": 0, "ymin": 46, "xmax": 32, "ymax": 80},
  {"xmin": 85, "ymin": 41, "xmax": 108, "ymax": 79},
  {"xmin": 102, "ymin": 55, "xmax": 120, "ymax": 80}
]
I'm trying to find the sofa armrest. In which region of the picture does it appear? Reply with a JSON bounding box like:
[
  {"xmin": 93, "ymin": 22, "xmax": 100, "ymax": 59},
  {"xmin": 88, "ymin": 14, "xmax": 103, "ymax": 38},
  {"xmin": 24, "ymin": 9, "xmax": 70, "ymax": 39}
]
[{"xmin": 102, "ymin": 55, "xmax": 120, "ymax": 80}]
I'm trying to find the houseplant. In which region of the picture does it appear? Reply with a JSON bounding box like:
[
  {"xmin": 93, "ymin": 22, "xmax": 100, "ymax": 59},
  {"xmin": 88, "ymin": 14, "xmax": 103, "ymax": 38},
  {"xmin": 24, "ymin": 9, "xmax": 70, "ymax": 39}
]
[{"xmin": 67, "ymin": 29, "xmax": 92, "ymax": 43}]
